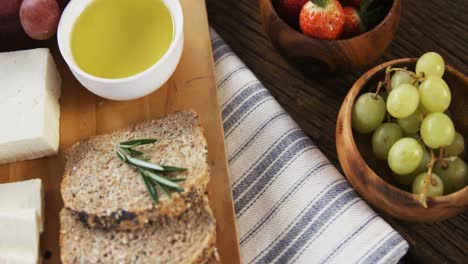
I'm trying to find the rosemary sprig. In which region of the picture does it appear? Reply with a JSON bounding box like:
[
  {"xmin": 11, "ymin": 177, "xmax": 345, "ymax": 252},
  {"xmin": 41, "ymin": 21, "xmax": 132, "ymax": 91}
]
[
  {"xmin": 144, "ymin": 170, "xmax": 185, "ymax": 192},
  {"xmin": 123, "ymin": 148, "xmax": 144, "ymax": 156},
  {"xmin": 161, "ymin": 165, "xmax": 187, "ymax": 172},
  {"xmin": 170, "ymin": 178, "xmax": 186, "ymax": 182},
  {"xmin": 127, "ymin": 156, "xmax": 165, "ymax": 171},
  {"xmin": 116, "ymin": 148, "xmax": 127, "ymax": 162},
  {"xmin": 115, "ymin": 139, "xmax": 187, "ymax": 204},
  {"xmin": 141, "ymin": 170, "xmax": 159, "ymax": 203},
  {"xmin": 119, "ymin": 139, "xmax": 158, "ymax": 148}
]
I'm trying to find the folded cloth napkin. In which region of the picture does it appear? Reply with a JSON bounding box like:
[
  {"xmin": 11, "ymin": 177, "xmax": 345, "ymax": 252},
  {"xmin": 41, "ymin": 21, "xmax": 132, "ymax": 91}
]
[{"xmin": 210, "ymin": 29, "xmax": 409, "ymax": 264}]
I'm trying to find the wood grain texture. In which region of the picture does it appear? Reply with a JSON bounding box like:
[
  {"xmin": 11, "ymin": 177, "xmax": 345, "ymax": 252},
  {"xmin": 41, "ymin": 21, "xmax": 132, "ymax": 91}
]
[
  {"xmin": 206, "ymin": 0, "xmax": 468, "ymax": 262},
  {"xmin": 0, "ymin": 1, "xmax": 240, "ymax": 263},
  {"xmin": 336, "ymin": 58, "xmax": 468, "ymax": 222},
  {"xmin": 259, "ymin": 0, "xmax": 402, "ymax": 72}
]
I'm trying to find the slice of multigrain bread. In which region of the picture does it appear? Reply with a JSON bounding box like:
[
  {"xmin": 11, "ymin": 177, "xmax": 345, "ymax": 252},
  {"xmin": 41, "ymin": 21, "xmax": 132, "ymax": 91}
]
[
  {"xmin": 61, "ymin": 110, "xmax": 209, "ymax": 230},
  {"xmin": 60, "ymin": 197, "xmax": 219, "ymax": 264}
]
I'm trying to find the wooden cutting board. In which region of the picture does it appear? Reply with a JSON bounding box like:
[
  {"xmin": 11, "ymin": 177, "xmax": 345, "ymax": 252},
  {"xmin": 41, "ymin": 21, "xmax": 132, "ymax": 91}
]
[{"xmin": 0, "ymin": 1, "xmax": 240, "ymax": 263}]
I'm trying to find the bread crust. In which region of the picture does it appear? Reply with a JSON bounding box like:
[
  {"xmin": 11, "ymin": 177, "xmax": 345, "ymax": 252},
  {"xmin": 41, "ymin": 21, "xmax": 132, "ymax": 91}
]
[
  {"xmin": 60, "ymin": 196, "xmax": 217, "ymax": 264},
  {"xmin": 74, "ymin": 188, "xmax": 207, "ymax": 230}
]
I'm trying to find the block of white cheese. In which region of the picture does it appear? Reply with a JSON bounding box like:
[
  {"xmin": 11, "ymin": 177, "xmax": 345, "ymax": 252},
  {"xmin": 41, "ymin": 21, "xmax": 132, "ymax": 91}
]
[
  {"xmin": 0, "ymin": 209, "xmax": 40, "ymax": 264},
  {"xmin": 0, "ymin": 48, "xmax": 61, "ymax": 164},
  {"xmin": 0, "ymin": 179, "xmax": 44, "ymax": 232}
]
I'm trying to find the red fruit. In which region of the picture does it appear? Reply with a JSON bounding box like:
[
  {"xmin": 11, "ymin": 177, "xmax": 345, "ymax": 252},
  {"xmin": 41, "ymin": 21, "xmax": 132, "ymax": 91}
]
[
  {"xmin": 276, "ymin": 0, "xmax": 309, "ymax": 29},
  {"xmin": 342, "ymin": 6, "xmax": 366, "ymax": 38},
  {"xmin": 299, "ymin": 0, "xmax": 345, "ymax": 40},
  {"xmin": 20, "ymin": 0, "xmax": 61, "ymax": 40}
]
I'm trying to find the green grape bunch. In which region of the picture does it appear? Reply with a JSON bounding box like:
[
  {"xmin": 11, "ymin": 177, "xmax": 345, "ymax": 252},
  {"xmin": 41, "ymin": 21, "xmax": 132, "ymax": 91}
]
[{"xmin": 351, "ymin": 52, "xmax": 467, "ymax": 208}]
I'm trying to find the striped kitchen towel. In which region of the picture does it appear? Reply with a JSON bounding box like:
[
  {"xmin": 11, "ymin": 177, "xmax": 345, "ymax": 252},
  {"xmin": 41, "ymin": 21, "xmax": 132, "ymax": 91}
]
[{"xmin": 210, "ymin": 29, "xmax": 409, "ymax": 264}]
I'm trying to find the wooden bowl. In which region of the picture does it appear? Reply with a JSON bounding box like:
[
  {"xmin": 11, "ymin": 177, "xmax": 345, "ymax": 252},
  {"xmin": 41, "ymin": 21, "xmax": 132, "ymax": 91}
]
[
  {"xmin": 259, "ymin": 0, "xmax": 402, "ymax": 73},
  {"xmin": 336, "ymin": 58, "xmax": 468, "ymax": 222}
]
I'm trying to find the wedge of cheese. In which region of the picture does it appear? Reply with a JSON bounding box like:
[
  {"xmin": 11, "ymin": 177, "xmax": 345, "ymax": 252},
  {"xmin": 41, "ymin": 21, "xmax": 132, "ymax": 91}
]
[
  {"xmin": 0, "ymin": 209, "xmax": 40, "ymax": 264},
  {"xmin": 0, "ymin": 179, "xmax": 44, "ymax": 232},
  {"xmin": 0, "ymin": 48, "xmax": 61, "ymax": 164}
]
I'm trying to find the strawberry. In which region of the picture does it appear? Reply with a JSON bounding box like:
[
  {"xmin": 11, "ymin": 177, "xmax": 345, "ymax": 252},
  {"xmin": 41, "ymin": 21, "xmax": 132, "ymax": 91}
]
[
  {"xmin": 299, "ymin": 0, "xmax": 345, "ymax": 40},
  {"xmin": 342, "ymin": 6, "xmax": 366, "ymax": 38},
  {"xmin": 275, "ymin": 0, "xmax": 309, "ymax": 29}
]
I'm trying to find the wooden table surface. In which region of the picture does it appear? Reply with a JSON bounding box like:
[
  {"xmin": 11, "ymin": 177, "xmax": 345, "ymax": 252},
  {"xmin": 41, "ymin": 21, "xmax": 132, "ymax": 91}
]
[{"xmin": 206, "ymin": 0, "xmax": 468, "ymax": 263}]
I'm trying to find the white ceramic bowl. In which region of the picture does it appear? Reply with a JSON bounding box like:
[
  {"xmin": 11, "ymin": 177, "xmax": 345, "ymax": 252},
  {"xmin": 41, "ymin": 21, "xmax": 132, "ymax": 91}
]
[{"xmin": 57, "ymin": 0, "xmax": 184, "ymax": 101}]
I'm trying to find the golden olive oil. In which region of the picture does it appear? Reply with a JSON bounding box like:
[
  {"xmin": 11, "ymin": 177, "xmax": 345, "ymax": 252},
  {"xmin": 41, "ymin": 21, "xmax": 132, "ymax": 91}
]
[{"xmin": 71, "ymin": 0, "xmax": 173, "ymax": 79}]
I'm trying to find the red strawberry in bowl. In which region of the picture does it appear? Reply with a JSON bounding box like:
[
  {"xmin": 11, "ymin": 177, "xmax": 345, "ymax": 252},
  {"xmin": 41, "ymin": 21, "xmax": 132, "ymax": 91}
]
[
  {"xmin": 299, "ymin": 0, "xmax": 345, "ymax": 40},
  {"xmin": 275, "ymin": 0, "xmax": 309, "ymax": 29},
  {"xmin": 342, "ymin": 6, "xmax": 366, "ymax": 38}
]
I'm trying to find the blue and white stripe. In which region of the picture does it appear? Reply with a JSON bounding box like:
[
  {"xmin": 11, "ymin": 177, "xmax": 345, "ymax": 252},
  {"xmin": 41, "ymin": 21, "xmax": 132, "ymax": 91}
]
[{"xmin": 210, "ymin": 29, "xmax": 408, "ymax": 264}]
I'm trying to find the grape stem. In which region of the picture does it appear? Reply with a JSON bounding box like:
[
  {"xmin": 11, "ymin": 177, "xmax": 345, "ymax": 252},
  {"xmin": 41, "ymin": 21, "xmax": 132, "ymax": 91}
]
[
  {"xmin": 373, "ymin": 81, "xmax": 385, "ymax": 99},
  {"xmin": 437, "ymin": 147, "xmax": 448, "ymax": 168},
  {"xmin": 378, "ymin": 66, "xmax": 425, "ymax": 95},
  {"xmin": 419, "ymin": 149, "xmax": 436, "ymax": 208},
  {"xmin": 373, "ymin": 65, "xmax": 393, "ymax": 97},
  {"xmin": 380, "ymin": 66, "xmax": 418, "ymax": 93},
  {"xmin": 384, "ymin": 66, "xmax": 392, "ymax": 92},
  {"xmin": 389, "ymin": 67, "xmax": 426, "ymax": 84}
]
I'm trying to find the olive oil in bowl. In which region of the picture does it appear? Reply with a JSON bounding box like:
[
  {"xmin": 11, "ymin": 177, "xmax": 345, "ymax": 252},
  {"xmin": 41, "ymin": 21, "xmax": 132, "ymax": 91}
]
[{"xmin": 71, "ymin": 0, "xmax": 174, "ymax": 79}]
